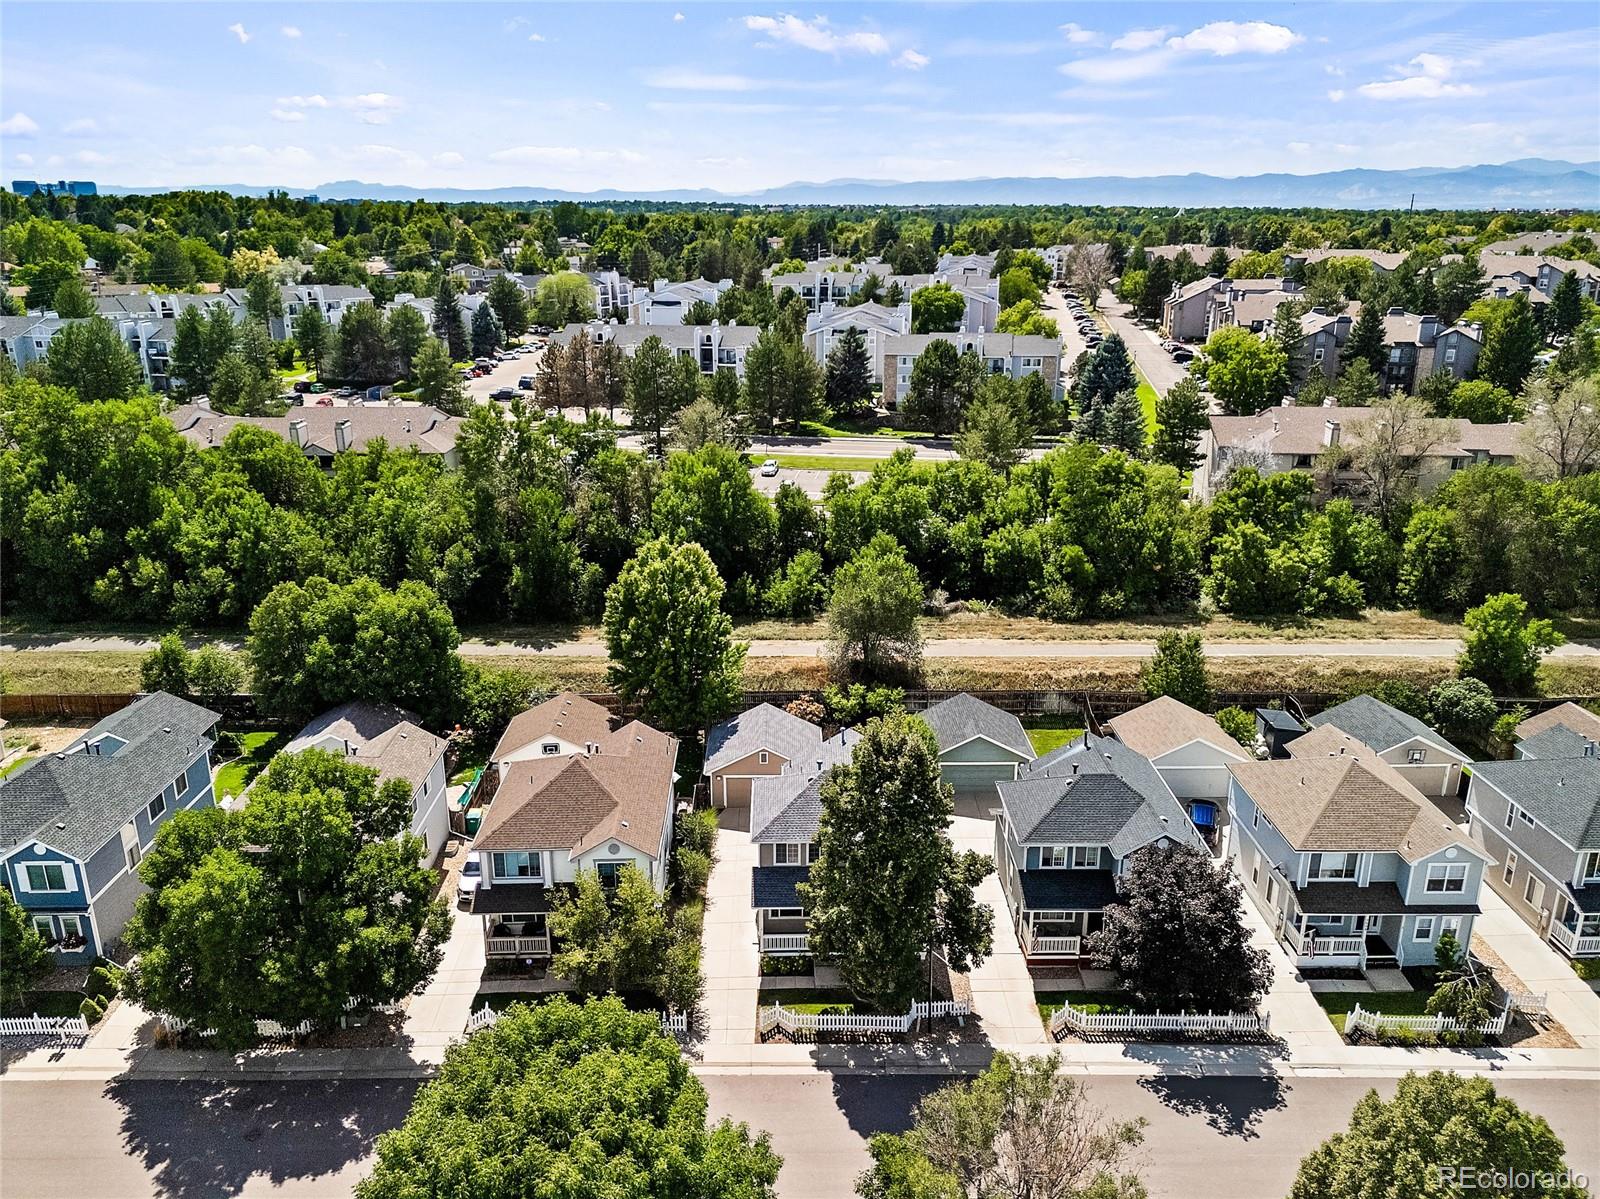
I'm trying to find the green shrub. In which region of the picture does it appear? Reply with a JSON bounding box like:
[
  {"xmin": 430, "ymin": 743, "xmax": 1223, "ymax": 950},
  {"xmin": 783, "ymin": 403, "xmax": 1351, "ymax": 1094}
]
[
  {"xmin": 79, "ymin": 996, "xmax": 105, "ymax": 1024},
  {"xmin": 760, "ymin": 954, "xmax": 814, "ymax": 976},
  {"xmin": 1571, "ymin": 958, "xmax": 1600, "ymax": 981},
  {"xmin": 672, "ymin": 848, "xmax": 711, "ymax": 899},
  {"xmin": 214, "ymin": 729, "xmax": 245, "ymax": 758},
  {"xmin": 87, "ymin": 964, "xmax": 123, "ymax": 1002},
  {"xmin": 674, "ymin": 808, "xmax": 719, "ymax": 860},
  {"xmin": 1213, "ymin": 705, "xmax": 1256, "ymax": 749}
]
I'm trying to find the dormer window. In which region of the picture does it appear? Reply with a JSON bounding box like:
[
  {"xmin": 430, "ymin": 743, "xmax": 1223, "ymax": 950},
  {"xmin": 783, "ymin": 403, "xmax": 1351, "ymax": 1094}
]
[{"xmin": 1425, "ymin": 862, "xmax": 1467, "ymax": 893}]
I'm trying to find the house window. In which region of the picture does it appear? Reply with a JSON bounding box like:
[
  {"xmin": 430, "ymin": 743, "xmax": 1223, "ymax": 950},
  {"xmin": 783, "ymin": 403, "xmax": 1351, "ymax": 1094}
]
[
  {"xmin": 1070, "ymin": 846, "xmax": 1098, "ymax": 869},
  {"xmin": 1407, "ymin": 749, "xmax": 1426, "ymax": 764},
  {"xmin": 1310, "ymin": 853, "xmax": 1357, "ymax": 881},
  {"xmin": 1441, "ymin": 915, "xmax": 1462, "ymax": 939},
  {"xmin": 1581, "ymin": 852, "xmax": 1600, "ymax": 884},
  {"xmin": 541, "ymin": 743, "xmax": 560, "ymax": 756},
  {"xmin": 1040, "ymin": 846, "xmax": 1067, "ymax": 868},
  {"xmin": 768, "ymin": 908, "xmax": 806, "ymax": 919},
  {"xmin": 126, "ymin": 842, "xmax": 142, "ymax": 872},
  {"xmin": 773, "ymin": 843, "xmax": 807, "ymax": 865},
  {"xmin": 1505, "ymin": 803, "xmax": 1517, "ymax": 829},
  {"xmin": 758, "ymin": 751, "xmax": 769, "ymax": 765},
  {"xmin": 58, "ymin": 915, "xmax": 83, "ymax": 943},
  {"xmin": 24, "ymin": 863, "xmax": 68, "ymax": 892},
  {"xmin": 491, "ymin": 851, "xmax": 542, "ymax": 881},
  {"xmin": 146, "ymin": 792, "xmax": 167, "ymax": 822},
  {"xmin": 33, "ymin": 916, "xmax": 56, "ymax": 942},
  {"xmin": 595, "ymin": 861, "xmax": 625, "ymax": 888},
  {"xmin": 1425, "ymin": 863, "xmax": 1468, "ymax": 893},
  {"xmin": 1504, "ymin": 851, "xmax": 1518, "ymax": 887},
  {"xmin": 1524, "ymin": 874, "xmax": 1545, "ymax": 909},
  {"xmin": 1518, "ymin": 809, "xmax": 1535, "ymax": 828},
  {"xmin": 1414, "ymin": 916, "xmax": 1435, "ymax": 942}
]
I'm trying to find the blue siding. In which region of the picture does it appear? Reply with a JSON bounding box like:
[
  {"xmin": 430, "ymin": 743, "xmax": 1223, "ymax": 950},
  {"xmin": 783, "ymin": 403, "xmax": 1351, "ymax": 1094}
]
[
  {"xmin": 82, "ymin": 748, "xmax": 213, "ymax": 895},
  {"xmin": 3, "ymin": 843, "xmax": 88, "ymax": 911}
]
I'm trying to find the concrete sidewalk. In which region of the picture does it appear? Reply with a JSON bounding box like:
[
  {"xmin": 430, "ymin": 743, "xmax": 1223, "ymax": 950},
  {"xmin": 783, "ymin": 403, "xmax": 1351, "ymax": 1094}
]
[
  {"xmin": 401, "ymin": 896, "xmax": 486, "ymax": 1041},
  {"xmin": 951, "ymin": 813, "xmax": 1047, "ymax": 1044},
  {"xmin": 1473, "ymin": 884, "xmax": 1600, "ymax": 1050}
]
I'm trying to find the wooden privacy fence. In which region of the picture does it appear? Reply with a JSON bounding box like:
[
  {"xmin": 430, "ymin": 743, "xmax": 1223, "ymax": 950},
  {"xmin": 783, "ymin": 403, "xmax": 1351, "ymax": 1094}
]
[
  {"xmin": 758, "ymin": 999, "xmax": 969, "ymax": 1040},
  {"xmin": 1049, "ymin": 1005, "xmax": 1269, "ymax": 1039},
  {"xmin": 0, "ymin": 1013, "xmax": 90, "ymax": 1040},
  {"xmin": 465, "ymin": 1005, "xmax": 690, "ymax": 1038},
  {"xmin": 1345, "ymin": 1002, "xmax": 1509, "ymax": 1040}
]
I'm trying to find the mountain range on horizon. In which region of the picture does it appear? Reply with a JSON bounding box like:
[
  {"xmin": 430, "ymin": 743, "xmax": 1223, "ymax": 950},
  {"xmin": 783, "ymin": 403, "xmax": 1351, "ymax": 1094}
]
[{"xmin": 91, "ymin": 158, "xmax": 1600, "ymax": 209}]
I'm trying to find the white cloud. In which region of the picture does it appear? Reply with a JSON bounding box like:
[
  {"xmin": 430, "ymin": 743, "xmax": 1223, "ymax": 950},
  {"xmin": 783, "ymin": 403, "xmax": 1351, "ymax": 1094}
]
[
  {"xmin": 434, "ymin": 151, "xmax": 465, "ymax": 166},
  {"xmin": 527, "ymin": 33, "xmax": 546, "ymax": 43},
  {"xmin": 280, "ymin": 25, "xmax": 302, "ymax": 39},
  {"xmin": 274, "ymin": 92, "xmax": 403, "ymax": 123},
  {"xmin": 1060, "ymin": 23, "xmax": 1100, "ymax": 46},
  {"xmin": 13, "ymin": 152, "xmax": 33, "ymax": 166},
  {"xmin": 1287, "ymin": 141, "xmax": 1313, "ymax": 154},
  {"xmin": 489, "ymin": 144, "xmax": 646, "ymax": 165},
  {"xmin": 1327, "ymin": 89, "xmax": 1346, "ymax": 102},
  {"xmin": 227, "ymin": 22, "xmax": 252, "ymax": 44},
  {"xmin": 1166, "ymin": 21, "xmax": 1301, "ymax": 56},
  {"xmin": 346, "ymin": 144, "xmax": 424, "ymax": 170},
  {"xmin": 1325, "ymin": 63, "xmax": 1345, "ymax": 77},
  {"xmin": 179, "ymin": 143, "xmax": 317, "ymax": 170},
  {"xmin": 71, "ymin": 150, "xmax": 113, "ymax": 165},
  {"xmin": 270, "ymin": 108, "xmax": 307, "ymax": 122},
  {"xmin": 1059, "ymin": 52, "xmax": 1170, "ymax": 84},
  {"xmin": 1111, "ymin": 27, "xmax": 1170, "ymax": 51},
  {"xmin": 673, "ymin": 11, "xmax": 685, "ymax": 20},
  {"xmin": 64, "ymin": 117, "xmax": 100, "ymax": 135},
  {"xmin": 0, "ymin": 112, "xmax": 40, "ymax": 137},
  {"xmin": 743, "ymin": 14, "xmax": 889, "ymax": 56},
  {"xmin": 278, "ymin": 94, "xmax": 331, "ymax": 108},
  {"xmin": 893, "ymin": 48, "xmax": 930, "ymax": 71},
  {"xmin": 643, "ymin": 67, "xmax": 831, "ymax": 92},
  {"xmin": 1358, "ymin": 54, "xmax": 1480, "ymax": 100}
]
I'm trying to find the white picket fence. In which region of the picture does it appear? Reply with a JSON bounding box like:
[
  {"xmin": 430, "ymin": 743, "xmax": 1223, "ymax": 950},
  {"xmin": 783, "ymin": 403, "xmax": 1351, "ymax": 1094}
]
[
  {"xmin": 0, "ymin": 1013, "xmax": 90, "ymax": 1040},
  {"xmin": 1346, "ymin": 1002, "xmax": 1509, "ymax": 1040},
  {"xmin": 1504, "ymin": 989, "xmax": 1549, "ymax": 1017},
  {"xmin": 465, "ymin": 1004, "xmax": 690, "ymax": 1038},
  {"xmin": 1049, "ymin": 1004, "xmax": 1269, "ymax": 1039},
  {"xmin": 159, "ymin": 996, "xmax": 406, "ymax": 1042},
  {"xmin": 758, "ymin": 999, "xmax": 970, "ymax": 1039}
]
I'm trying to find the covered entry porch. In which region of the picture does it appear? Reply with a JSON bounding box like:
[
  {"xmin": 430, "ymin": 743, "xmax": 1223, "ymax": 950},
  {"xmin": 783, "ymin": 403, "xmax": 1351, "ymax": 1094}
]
[
  {"xmin": 1015, "ymin": 869, "xmax": 1118, "ymax": 961},
  {"xmin": 471, "ymin": 881, "xmax": 559, "ymax": 958},
  {"xmin": 753, "ymin": 865, "xmax": 811, "ymax": 955},
  {"xmin": 1285, "ymin": 880, "xmax": 1476, "ymax": 972}
]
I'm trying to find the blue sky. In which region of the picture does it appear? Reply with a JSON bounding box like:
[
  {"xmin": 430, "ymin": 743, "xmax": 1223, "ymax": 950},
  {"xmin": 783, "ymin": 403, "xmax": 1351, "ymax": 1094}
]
[{"xmin": 2, "ymin": 2, "xmax": 1597, "ymax": 193}]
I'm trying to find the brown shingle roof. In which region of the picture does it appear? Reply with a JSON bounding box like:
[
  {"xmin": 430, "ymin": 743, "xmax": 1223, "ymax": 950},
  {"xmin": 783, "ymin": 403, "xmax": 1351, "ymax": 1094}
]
[
  {"xmin": 169, "ymin": 404, "xmax": 463, "ymax": 457},
  {"xmin": 1233, "ymin": 725, "xmax": 1477, "ymax": 862},
  {"xmin": 490, "ymin": 693, "xmax": 614, "ymax": 764},
  {"xmin": 1107, "ymin": 696, "xmax": 1249, "ymax": 761},
  {"xmin": 1207, "ymin": 404, "xmax": 1524, "ymax": 460},
  {"xmin": 1517, "ymin": 702, "xmax": 1600, "ymax": 743},
  {"xmin": 476, "ymin": 720, "xmax": 678, "ymax": 859}
]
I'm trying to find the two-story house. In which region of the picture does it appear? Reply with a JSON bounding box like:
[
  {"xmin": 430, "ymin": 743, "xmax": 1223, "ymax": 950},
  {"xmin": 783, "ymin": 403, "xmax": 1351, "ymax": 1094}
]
[
  {"xmin": 467, "ymin": 704, "xmax": 678, "ymax": 959},
  {"xmin": 749, "ymin": 730, "xmax": 859, "ymax": 956},
  {"xmin": 1465, "ymin": 710, "xmax": 1600, "ymax": 960},
  {"xmin": 994, "ymin": 734, "xmax": 1203, "ymax": 961},
  {"xmin": 0, "ymin": 692, "xmax": 219, "ymax": 962},
  {"xmin": 1106, "ymin": 696, "xmax": 1252, "ymax": 836},
  {"xmin": 284, "ymin": 701, "xmax": 450, "ymax": 865},
  {"xmin": 1228, "ymin": 724, "xmax": 1489, "ymax": 972},
  {"xmin": 703, "ymin": 702, "xmax": 825, "ymax": 813},
  {"xmin": 626, "ymin": 278, "xmax": 732, "ymax": 325}
]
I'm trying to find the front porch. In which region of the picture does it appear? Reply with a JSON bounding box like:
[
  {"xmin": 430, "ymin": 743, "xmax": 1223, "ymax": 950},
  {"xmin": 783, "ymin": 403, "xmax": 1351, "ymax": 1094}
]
[
  {"xmin": 1283, "ymin": 916, "xmax": 1400, "ymax": 970},
  {"xmin": 1549, "ymin": 911, "xmax": 1600, "ymax": 959},
  {"xmin": 1018, "ymin": 909, "xmax": 1106, "ymax": 959},
  {"xmin": 1014, "ymin": 869, "xmax": 1119, "ymax": 962},
  {"xmin": 753, "ymin": 865, "xmax": 810, "ymax": 956},
  {"xmin": 470, "ymin": 883, "xmax": 557, "ymax": 959}
]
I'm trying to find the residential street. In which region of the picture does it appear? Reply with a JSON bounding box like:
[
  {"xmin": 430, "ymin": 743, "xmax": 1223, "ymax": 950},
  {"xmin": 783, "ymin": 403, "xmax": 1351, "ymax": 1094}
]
[
  {"xmin": 1097, "ymin": 292, "xmax": 1190, "ymax": 397},
  {"xmin": 4, "ymin": 1074, "xmax": 1594, "ymax": 1199}
]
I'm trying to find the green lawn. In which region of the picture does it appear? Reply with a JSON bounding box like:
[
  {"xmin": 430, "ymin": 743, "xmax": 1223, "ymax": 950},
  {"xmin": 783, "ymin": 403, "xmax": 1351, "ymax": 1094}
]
[
  {"xmin": 214, "ymin": 729, "xmax": 288, "ymax": 801},
  {"xmin": 758, "ymin": 988, "xmax": 859, "ymax": 1014},
  {"xmin": 796, "ymin": 418, "xmax": 932, "ymax": 439},
  {"xmin": 766, "ymin": 454, "xmax": 892, "ymax": 473},
  {"xmin": 1025, "ymin": 726, "xmax": 1084, "ymax": 756},
  {"xmin": 1035, "ymin": 990, "xmax": 1136, "ymax": 1022},
  {"xmin": 22, "ymin": 990, "xmax": 87, "ymax": 1018},
  {"xmin": 449, "ymin": 760, "xmax": 484, "ymax": 787},
  {"xmin": 1135, "ymin": 375, "xmax": 1160, "ymax": 436},
  {"xmin": 1314, "ymin": 988, "xmax": 1433, "ymax": 1033},
  {"xmin": 0, "ymin": 756, "xmax": 36, "ymax": 779}
]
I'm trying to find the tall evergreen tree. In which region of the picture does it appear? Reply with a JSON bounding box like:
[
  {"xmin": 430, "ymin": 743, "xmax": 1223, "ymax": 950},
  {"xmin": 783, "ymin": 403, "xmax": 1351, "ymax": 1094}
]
[
  {"xmin": 1341, "ymin": 302, "xmax": 1387, "ymax": 376},
  {"xmin": 627, "ymin": 334, "xmax": 677, "ymax": 455},
  {"xmin": 432, "ymin": 275, "xmax": 468, "ymax": 361},
  {"xmin": 1548, "ymin": 269, "xmax": 1584, "ymax": 339},
  {"xmin": 470, "ymin": 301, "xmax": 503, "ymax": 357},
  {"xmin": 484, "ymin": 272, "xmax": 529, "ymax": 338},
  {"xmin": 293, "ymin": 304, "xmax": 332, "ymax": 378},
  {"xmin": 824, "ymin": 325, "xmax": 873, "ymax": 417},
  {"xmin": 1476, "ymin": 291, "xmax": 1542, "ymax": 394},
  {"xmin": 1152, "ymin": 376, "xmax": 1208, "ymax": 471},
  {"xmin": 1105, "ymin": 388, "xmax": 1147, "ymax": 455},
  {"xmin": 1138, "ymin": 255, "xmax": 1172, "ymax": 323},
  {"xmin": 1080, "ymin": 335, "xmax": 1138, "ymax": 408}
]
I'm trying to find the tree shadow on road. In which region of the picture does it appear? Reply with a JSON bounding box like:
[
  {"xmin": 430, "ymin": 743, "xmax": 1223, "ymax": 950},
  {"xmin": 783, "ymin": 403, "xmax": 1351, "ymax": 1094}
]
[
  {"xmin": 1134, "ymin": 1069, "xmax": 1290, "ymax": 1140},
  {"xmin": 104, "ymin": 1077, "xmax": 419, "ymax": 1198}
]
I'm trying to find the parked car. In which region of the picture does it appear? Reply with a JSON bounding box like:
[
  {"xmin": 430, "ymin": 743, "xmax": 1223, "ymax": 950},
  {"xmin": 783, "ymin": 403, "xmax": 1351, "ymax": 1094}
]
[
  {"xmin": 456, "ymin": 858, "xmax": 481, "ymax": 904},
  {"xmin": 490, "ymin": 387, "xmax": 516, "ymax": 402},
  {"xmin": 292, "ymin": 380, "xmax": 312, "ymax": 394},
  {"xmin": 309, "ymin": 382, "xmax": 326, "ymax": 393},
  {"xmin": 759, "ymin": 459, "xmax": 780, "ymax": 477},
  {"xmin": 1170, "ymin": 346, "xmax": 1194, "ymax": 363},
  {"xmin": 518, "ymin": 376, "xmax": 535, "ymax": 390}
]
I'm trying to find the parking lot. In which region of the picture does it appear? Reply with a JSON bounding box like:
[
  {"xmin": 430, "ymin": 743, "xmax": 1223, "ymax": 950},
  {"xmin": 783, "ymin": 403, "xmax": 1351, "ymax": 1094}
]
[{"xmin": 465, "ymin": 340, "xmax": 545, "ymax": 404}]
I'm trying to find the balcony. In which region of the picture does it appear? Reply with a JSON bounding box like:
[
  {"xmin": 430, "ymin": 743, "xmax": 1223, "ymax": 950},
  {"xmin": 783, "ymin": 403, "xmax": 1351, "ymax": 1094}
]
[{"xmin": 761, "ymin": 933, "xmax": 810, "ymax": 955}]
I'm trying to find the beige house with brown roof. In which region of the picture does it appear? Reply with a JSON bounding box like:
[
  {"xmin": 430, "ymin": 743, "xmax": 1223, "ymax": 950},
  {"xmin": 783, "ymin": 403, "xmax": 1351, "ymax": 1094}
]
[
  {"xmin": 1107, "ymin": 696, "xmax": 1252, "ymax": 803},
  {"xmin": 1228, "ymin": 725, "xmax": 1491, "ymax": 971},
  {"xmin": 1190, "ymin": 402, "xmax": 1525, "ymax": 501},
  {"xmin": 169, "ymin": 404, "xmax": 466, "ymax": 467},
  {"xmin": 467, "ymin": 698, "xmax": 678, "ymax": 957}
]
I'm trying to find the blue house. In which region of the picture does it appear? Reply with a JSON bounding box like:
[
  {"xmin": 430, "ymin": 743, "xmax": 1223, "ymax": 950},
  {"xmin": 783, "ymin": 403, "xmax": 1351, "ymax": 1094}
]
[{"xmin": 0, "ymin": 693, "xmax": 219, "ymax": 962}]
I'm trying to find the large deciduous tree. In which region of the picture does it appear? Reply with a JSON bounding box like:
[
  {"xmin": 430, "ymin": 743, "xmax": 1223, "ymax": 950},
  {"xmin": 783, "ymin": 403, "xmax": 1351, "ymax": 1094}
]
[
  {"xmin": 1288, "ymin": 1072, "xmax": 1584, "ymax": 1199},
  {"xmin": 1087, "ymin": 842, "xmax": 1273, "ymax": 1012},
  {"xmin": 547, "ymin": 864, "xmax": 700, "ymax": 1011},
  {"xmin": 910, "ymin": 282, "xmax": 965, "ymax": 334},
  {"xmin": 1457, "ymin": 591, "xmax": 1564, "ymax": 693},
  {"xmin": 827, "ymin": 533, "xmax": 924, "ymax": 682},
  {"xmin": 356, "ymin": 997, "xmax": 781, "ymax": 1199},
  {"xmin": 0, "ymin": 889, "xmax": 52, "ymax": 1015},
  {"xmin": 1197, "ymin": 325, "xmax": 1289, "ymax": 415},
  {"xmin": 413, "ymin": 337, "xmax": 468, "ymax": 415},
  {"xmin": 126, "ymin": 748, "xmax": 450, "ymax": 1047},
  {"xmin": 603, "ymin": 538, "xmax": 745, "ymax": 734},
  {"xmin": 800, "ymin": 712, "xmax": 993, "ymax": 1011}
]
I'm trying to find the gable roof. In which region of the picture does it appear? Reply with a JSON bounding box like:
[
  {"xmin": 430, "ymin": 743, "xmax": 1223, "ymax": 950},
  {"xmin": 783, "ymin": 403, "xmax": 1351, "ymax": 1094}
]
[
  {"xmin": 999, "ymin": 733, "xmax": 1202, "ymax": 858},
  {"xmin": 476, "ymin": 720, "xmax": 678, "ymax": 859},
  {"xmin": 0, "ymin": 692, "xmax": 219, "ymax": 860},
  {"xmin": 748, "ymin": 730, "xmax": 859, "ymax": 843},
  {"xmin": 1231, "ymin": 726, "xmax": 1478, "ymax": 862},
  {"xmin": 168, "ymin": 404, "xmax": 464, "ymax": 458},
  {"xmin": 1310, "ymin": 694, "xmax": 1469, "ymax": 762},
  {"xmin": 1471, "ymin": 755, "xmax": 1600, "ymax": 850},
  {"xmin": 286, "ymin": 701, "xmax": 444, "ymax": 795},
  {"xmin": 1107, "ymin": 696, "xmax": 1249, "ymax": 761},
  {"xmin": 919, "ymin": 694, "xmax": 1033, "ymax": 761},
  {"xmin": 1518, "ymin": 726, "xmax": 1597, "ymax": 761},
  {"xmin": 491, "ymin": 693, "xmax": 614, "ymax": 764},
  {"xmin": 704, "ymin": 703, "xmax": 823, "ymax": 775},
  {"xmin": 1518, "ymin": 702, "xmax": 1600, "ymax": 745}
]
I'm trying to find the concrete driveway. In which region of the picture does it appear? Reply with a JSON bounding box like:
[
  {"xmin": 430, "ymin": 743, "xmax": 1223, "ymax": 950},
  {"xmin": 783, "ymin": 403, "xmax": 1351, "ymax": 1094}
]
[
  {"xmin": 950, "ymin": 809, "xmax": 1048, "ymax": 1044},
  {"xmin": 701, "ymin": 813, "xmax": 762, "ymax": 1046}
]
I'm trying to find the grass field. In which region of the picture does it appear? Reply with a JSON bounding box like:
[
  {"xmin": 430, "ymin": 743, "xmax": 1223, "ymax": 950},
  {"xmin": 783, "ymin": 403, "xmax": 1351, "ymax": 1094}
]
[
  {"xmin": 796, "ymin": 418, "xmax": 932, "ymax": 439},
  {"xmin": 0, "ymin": 756, "xmax": 35, "ymax": 778},
  {"xmin": 767, "ymin": 454, "xmax": 893, "ymax": 473},
  {"xmin": 214, "ymin": 729, "xmax": 288, "ymax": 800},
  {"xmin": 1034, "ymin": 990, "xmax": 1136, "ymax": 1022},
  {"xmin": 1314, "ymin": 988, "xmax": 1433, "ymax": 1034},
  {"xmin": 1024, "ymin": 725, "xmax": 1085, "ymax": 755},
  {"xmin": 757, "ymin": 988, "xmax": 860, "ymax": 1014}
]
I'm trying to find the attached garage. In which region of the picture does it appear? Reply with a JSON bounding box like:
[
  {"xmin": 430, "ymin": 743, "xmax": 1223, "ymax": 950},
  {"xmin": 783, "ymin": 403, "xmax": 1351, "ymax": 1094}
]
[{"xmin": 919, "ymin": 694, "xmax": 1036, "ymax": 802}]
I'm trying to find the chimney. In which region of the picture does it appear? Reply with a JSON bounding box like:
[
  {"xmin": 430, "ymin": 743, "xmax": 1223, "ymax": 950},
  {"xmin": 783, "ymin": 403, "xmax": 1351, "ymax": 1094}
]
[
  {"xmin": 334, "ymin": 419, "xmax": 351, "ymax": 452},
  {"xmin": 1419, "ymin": 314, "xmax": 1440, "ymax": 343},
  {"xmin": 1324, "ymin": 419, "xmax": 1341, "ymax": 447},
  {"xmin": 289, "ymin": 418, "xmax": 306, "ymax": 447}
]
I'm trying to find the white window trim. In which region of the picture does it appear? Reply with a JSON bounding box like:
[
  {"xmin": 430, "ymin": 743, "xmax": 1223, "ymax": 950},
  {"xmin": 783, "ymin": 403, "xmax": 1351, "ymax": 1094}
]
[
  {"xmin": 146, "ymin": 792, "xmax": 167, "ymax": 823},
  {"xmin": 21, "ymin": 861, "xmax": 71, "ymax": 893},
  {"xmin": 1424, "ymin": 862, "xmax": 1468, "ymax": 894},
  {"xmin": 1503, "ymin": 851, "xmax": 1518, "ymax": 887},
  {"xmin": 1413, "ymin": 916, "xmax": 1435, "ymax": 942},
  {"xmin": 490, "ymin": 850, "xmax": 544, "ymax": 882}
]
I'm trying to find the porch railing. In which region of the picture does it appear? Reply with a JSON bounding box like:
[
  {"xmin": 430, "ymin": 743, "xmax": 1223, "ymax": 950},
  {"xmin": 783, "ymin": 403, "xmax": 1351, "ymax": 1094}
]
[
  {"xmin": 1301, "ymin": 934, "xmax": 1365, "ymax": 958},
  {"xmin": 760, "ymin": 933, "xmax": 810, "ymax": 955},
  {"xmin": 1024, "ymin": 929, "xmax": 1082, "ymax": 957},
  {"xmin": 486, "ymin": 935, "xmax": 551, "ymax": 956},
  {"xmin": 1548, "ymin": 922, "xmax": 1600, "ymax": 958}
]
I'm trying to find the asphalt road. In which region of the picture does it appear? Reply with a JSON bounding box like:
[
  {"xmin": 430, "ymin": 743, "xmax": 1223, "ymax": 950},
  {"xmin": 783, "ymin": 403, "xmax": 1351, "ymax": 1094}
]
[
  {"xmin": 4, "ymin": 1074, "xmax": 1594, "ymax": 1199},
  {"xmin": 1098, "ymin": 292, "xmax": 1190, "ymax": 398}
]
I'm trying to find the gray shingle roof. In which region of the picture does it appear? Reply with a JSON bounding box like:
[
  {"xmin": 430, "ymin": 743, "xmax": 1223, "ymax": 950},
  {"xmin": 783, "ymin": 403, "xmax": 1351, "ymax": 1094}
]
[
  {"xmin": 0, "ymin": 693, "xmax": 219, "ymax": 860},
  {"xmin": 704, "ymin": 703, "xmax": 823, "ymax": 774},
  {"xmin": 1471, "ymin": 756, "xmax": 1600, "ymax": 850},
  {"xmin": 999, "ymin": 733, "xmax": 1201, "ymax": 858},
  {"xmin": 919, "ymin": 694, "xmax": 1033, "ymax": 761},
  {"xmin": 751, "ymin": 865, "xmax": 809, "ymax": 910},
  {"xmin": 749, "ymin": 731, "xmax": 858, "ymax": 843},
  {"xmin": 1518, "ymin": 726, "xmax": 1596, "ymax": 761},
  {"xmin": 1311, "ymin": 695, "xmax": 1468, "ymax": 761},
  {"xmin": 1018, "ymin": 869, "xmax": 1119, "ymax": 911}
]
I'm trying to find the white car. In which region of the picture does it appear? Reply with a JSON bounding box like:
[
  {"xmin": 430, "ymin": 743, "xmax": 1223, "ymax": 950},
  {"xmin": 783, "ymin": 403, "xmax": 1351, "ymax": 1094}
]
[
  {"xmin": 456, "ymin": 857, "xmax": 482, "ymax": 904},
  {"xmin": 759, "ymin": 459, "xmax": 779, "ymax": 477}
]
